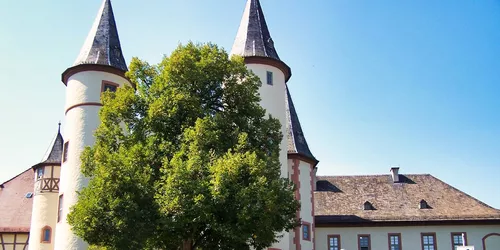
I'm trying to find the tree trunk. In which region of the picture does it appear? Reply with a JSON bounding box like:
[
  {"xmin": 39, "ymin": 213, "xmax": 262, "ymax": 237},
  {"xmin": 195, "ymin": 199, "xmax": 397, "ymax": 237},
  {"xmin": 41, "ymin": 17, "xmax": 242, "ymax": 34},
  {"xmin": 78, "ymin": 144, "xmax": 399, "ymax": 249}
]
[{"xmin": 182, "ymin": 240, "xmax": 193, "ymax": 250}]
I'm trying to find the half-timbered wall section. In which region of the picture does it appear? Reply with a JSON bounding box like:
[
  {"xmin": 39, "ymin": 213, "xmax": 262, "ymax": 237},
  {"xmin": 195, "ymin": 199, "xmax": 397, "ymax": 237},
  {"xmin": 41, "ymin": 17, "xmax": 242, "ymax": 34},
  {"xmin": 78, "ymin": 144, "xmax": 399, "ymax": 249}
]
[
  {"xmin": 34, "ymin": 166, "xmax": 60, "ymax": 193},
  {"xmin": 0, "ymin": 233, "xmax": 29, "ymax": 250}
]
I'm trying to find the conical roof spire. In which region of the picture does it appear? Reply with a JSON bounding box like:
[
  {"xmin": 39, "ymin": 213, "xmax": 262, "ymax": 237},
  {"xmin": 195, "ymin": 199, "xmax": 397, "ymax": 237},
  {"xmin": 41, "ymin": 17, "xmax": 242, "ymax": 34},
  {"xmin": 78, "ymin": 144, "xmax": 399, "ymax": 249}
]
[
  {"xmin": 286, "ymin": 87, "xmax": 318, "ymax": 165},
  {"xmin": 73, "ymin": 0, "xmax": 128, "ymax": 72},
  {"xmin": 231, "ymin": 0, "xmax": 282, "ymax": 60},
  {"xmin": 33, "ymin": 124, "xmax": 64, "ymax": 169}
]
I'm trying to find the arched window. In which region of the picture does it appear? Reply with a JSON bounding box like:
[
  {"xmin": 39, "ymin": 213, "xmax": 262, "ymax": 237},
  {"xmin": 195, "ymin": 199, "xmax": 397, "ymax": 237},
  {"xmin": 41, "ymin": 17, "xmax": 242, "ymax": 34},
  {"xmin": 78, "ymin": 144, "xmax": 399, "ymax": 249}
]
[{"xmin": 41, "ymin": 226, "xmax": 51, "ymax": 243}]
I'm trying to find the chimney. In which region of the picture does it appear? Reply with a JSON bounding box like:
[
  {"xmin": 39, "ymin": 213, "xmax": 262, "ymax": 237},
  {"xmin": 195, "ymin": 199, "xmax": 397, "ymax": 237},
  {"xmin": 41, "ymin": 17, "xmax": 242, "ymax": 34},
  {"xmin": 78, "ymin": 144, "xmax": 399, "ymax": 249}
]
[{"xmin": 390, "ymin": 166, "xmax": 400, "ymax": 183}]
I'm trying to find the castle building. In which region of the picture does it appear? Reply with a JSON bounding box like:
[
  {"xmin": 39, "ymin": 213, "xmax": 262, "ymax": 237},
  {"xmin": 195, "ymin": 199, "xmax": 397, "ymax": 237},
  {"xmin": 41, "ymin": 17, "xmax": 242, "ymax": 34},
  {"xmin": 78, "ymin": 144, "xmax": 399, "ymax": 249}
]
[{"xmin": 0, "ymin": 0, "xmax": 499, "ymax": 250}]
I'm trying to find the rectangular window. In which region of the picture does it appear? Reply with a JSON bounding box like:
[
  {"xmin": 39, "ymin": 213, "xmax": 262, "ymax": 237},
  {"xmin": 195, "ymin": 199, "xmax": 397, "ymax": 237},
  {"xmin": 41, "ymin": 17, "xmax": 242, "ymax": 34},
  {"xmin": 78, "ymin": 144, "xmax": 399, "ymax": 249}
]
[
  {"xmin": 102, "ymin": 81, "xmax": 118, "ymax": 93},
  {"xmin": 58, "ymin": 194, "xmax": 63, "ymax": 222},
  {"xmin": 328, "ymin": 235, "xmax": 341, "ymax": 250},
  {"xmin": 302, "ymin": 223, "xmax": 311, "ymax": 241},
  {"xmin": 451, "ymin": 232, "xmax": 467, "ymax": 249},
  {"xmin": 44, "ymin": 229, "xmax": 50, "ymax": 241},
  {"xmin": 63, "ymin": 141, "xmax": 69, "ymax": 162},
  {"xmin": 358, "ymin": 234, "xmax": 371, "ymax": 250},
  {"xmin": 266, "ymin": 71, "xmax": 273, "ymax": 85},
  {"xmin": 421, "ymin": 233, "xmax": 437, "ymax": 250},
  {"xmin": 389, "ymin": 233, "xmax": 402, "ymax": 250}
]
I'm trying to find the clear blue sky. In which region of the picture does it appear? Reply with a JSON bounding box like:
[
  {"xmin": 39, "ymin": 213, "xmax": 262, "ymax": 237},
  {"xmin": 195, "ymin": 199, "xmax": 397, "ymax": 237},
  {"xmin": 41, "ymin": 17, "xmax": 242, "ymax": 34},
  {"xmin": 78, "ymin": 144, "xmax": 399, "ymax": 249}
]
[{"xmin": 1, "ymin": 0, "xmax": 499, "ymax": 208}]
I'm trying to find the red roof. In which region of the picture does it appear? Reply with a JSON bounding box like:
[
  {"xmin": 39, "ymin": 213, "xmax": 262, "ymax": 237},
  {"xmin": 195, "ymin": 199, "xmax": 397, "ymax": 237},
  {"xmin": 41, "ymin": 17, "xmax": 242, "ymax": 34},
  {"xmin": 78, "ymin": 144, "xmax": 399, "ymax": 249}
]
[{"xmin": 0, "ymin": 169, "xmax": 34, "ymax": 232}]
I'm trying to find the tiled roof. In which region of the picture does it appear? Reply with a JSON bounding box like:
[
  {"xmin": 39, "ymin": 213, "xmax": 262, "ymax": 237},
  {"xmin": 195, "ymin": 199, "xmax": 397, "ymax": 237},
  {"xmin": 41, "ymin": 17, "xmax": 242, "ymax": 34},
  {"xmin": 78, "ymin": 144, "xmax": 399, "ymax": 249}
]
[
  {"xmin": 231, "ymin": 0, "xmax": 281, "ymax": 61},
  {"xmin": 286, "ymin": 87, "xmax": 318, "ymax": 165},
  {"xmin": 33, "ymin": 128, "xmax": 63, "ymax": 168},
  {"xmin": 73, "ymin": 0, "xmax": 128, "ymax": 72},
  {"xmin": 315, "ymin": 174, "xmax": 500, "ymax": 223},
  {"xmin": 0, "ymin": 169, "xmax": 34, "ymax": 232}
]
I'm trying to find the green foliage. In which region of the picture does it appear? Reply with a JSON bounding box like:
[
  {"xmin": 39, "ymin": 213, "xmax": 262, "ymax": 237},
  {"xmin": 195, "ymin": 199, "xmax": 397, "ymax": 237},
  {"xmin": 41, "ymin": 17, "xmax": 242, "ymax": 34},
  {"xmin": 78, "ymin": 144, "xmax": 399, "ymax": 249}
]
[{"xmin": 67, "ymin": 42, "xmax": 299, "ymax": 250}]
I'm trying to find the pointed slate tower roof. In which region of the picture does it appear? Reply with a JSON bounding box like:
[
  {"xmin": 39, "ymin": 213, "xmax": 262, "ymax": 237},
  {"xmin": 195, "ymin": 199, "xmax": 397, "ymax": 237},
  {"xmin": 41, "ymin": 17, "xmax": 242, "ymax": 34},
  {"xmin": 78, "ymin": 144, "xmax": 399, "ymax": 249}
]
[
  {"xmin": 73, "ymin": 0, "xmax": 127, "ymax": 72},
  {"xmin": 62, "ymin": 0, "xmax": 130, "ymax": 84},
  {"xmin": 286, "ymin": 87, "xmax": 318, "ymax": 165},
  {"xmin": 32, "ymin": 124, "xmax": 64, "ymax": 169},
  {"xmin": 231, "ymin": 0, "xmax": 292, "ymax": 81}
]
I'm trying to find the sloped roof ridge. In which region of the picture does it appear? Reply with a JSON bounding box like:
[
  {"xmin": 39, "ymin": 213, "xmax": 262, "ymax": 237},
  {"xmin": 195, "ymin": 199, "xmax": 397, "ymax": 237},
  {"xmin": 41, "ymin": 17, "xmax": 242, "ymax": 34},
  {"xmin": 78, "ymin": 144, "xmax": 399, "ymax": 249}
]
[
  {"xmin": 0, "ymin": 168, "xmax": 32, "ymax": 187},
  {"xmin": 286, "ymin": 87, "xmax": 318, "ymax": 164}
]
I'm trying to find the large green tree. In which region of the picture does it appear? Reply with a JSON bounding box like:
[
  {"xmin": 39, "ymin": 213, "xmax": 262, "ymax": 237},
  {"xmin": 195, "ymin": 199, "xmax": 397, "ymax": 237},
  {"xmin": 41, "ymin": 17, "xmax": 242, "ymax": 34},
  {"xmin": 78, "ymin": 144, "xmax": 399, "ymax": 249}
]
[{"xmin": 68, "ymin": 43, "xmax": 299, "ymax": 250}]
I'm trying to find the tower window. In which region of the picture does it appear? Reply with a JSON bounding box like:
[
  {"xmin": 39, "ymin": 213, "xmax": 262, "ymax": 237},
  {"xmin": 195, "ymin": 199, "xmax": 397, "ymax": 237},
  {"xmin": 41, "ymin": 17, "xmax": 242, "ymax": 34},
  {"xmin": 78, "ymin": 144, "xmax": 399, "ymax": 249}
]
[
  {"xmin": 41, "ymin": 226, "xmax": 52, "ymax": 243},
  {"xmin": 102, "ymin": 81, "xmax": 119, "ymax": 93},
  {"xmin": 58, "ymin": 194, "xmax": 64, "ymax": 222},
  {"xmin": 266, "ymin": 71, "xmax": 273, "ymax": 85},
  {"xmin": 36, "ymin": 167, "xmax": 44, "ymax": 180},
  {"xmin": 63, "ymin": 141, "xmax": 69, "ymax": 163},
  {"xmin": 302, "ymin": 222, "xmax": 311, "ymax": 241}
]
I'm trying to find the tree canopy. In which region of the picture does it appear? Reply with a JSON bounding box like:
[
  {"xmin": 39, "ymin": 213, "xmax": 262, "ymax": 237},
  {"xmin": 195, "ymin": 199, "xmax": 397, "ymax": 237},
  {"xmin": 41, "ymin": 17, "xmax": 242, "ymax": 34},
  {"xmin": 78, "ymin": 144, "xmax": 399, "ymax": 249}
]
[{"xmin": 67, "ymin": 42, "xmax": 299, "ymax": 250}]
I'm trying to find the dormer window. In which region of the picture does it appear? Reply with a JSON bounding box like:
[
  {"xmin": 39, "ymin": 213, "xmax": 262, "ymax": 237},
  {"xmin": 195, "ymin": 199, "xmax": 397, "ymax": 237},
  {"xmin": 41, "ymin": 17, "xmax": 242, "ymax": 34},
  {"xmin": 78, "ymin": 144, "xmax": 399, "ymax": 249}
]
[
  {"xmin": 363, "ymin": 201, "xmax": 375, "ymax": 211},
  {"xmin": 419, "ymin": 199, "xmax": 430, "ymax": 209}
]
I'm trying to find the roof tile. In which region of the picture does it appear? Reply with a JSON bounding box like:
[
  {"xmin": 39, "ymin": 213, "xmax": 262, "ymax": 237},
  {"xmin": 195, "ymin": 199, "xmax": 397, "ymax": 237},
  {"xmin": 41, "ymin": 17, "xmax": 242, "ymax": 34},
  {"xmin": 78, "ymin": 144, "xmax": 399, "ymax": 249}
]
[
  {"xmin": 315, "ymin": 174, "xmax": 500, "ymax": 222},
  {"xmin": 286, "ymin": 87, "xmax": 318, "ymax": 164},
  {"xmin": 73, "ymin": 0, "xmax": 128, "ymax": 72},
  {"xmin": 0, "ymin": 169, "xmax": 34, "ymax": 232},
  {"xmin": 231, "ymin": 0, "xmax": 281, "ymax": 61}
]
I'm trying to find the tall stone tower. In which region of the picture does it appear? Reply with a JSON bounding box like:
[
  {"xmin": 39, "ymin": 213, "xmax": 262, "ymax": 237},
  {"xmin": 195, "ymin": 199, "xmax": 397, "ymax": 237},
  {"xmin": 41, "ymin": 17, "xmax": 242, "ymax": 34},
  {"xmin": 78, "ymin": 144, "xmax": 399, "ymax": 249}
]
[
  {"xmin": 231, "ymin": 1, "xmax": 318, "ymax": 250},
  {"xmin": 29, "ymin": 125, "xmax": 64, "ymax": 250},
  {"xmin": 55, "ymin": 0, "xmax": 132, "ymax": 249}
]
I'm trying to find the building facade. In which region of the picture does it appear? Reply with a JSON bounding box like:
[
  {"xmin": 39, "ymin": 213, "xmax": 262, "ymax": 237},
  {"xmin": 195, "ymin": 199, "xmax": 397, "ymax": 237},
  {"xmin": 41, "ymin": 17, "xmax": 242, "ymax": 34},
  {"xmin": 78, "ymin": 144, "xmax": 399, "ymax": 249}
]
[
  {"xmin": 0, "ymin": 0, "xmax": 499, "ymax": 250},
  {"xmin": 315, "ymin": 168, "xmax": 500, "ymax": 250}
]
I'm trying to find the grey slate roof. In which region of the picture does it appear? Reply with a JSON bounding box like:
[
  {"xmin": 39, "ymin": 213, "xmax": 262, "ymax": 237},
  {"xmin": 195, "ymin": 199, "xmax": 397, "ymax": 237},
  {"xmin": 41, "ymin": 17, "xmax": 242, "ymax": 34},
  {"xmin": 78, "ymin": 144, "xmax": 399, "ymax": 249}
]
[
  {"xmin": 286, "ymin": 87, "xmax": 317, "ymax": 164},
  {"xmin": 33, "ymin": 126, "xmax": 64, "ymax": 168},
  {"xmin": 231, "ymin": 0, "xmax": 281, "ymax": 61},
  {"xmin": 73, "ymin": 0, "xmax": 128, "ymax": 72}
]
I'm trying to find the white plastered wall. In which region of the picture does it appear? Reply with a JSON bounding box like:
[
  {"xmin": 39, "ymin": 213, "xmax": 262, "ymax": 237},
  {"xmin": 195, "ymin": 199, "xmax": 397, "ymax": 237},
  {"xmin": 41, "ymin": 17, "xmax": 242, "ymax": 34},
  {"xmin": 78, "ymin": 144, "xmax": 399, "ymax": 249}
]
[
  {"xmin": 29, "ymin": 165, "xmax": 60, "ymax": 250},
  {"xmin": 245, "ymin": 64, "xmax": 287, "ymax": 178},
  {"xmin": 55, "ymin": 71, "xmax": 129, "ymax": 250},
  {"xmin": 246, "ymin": 63, "xmax": 289, "ymax": 250},
  {"xmin": 316, "ymin": 225, "xmax": 500, "ymax": 250}
]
